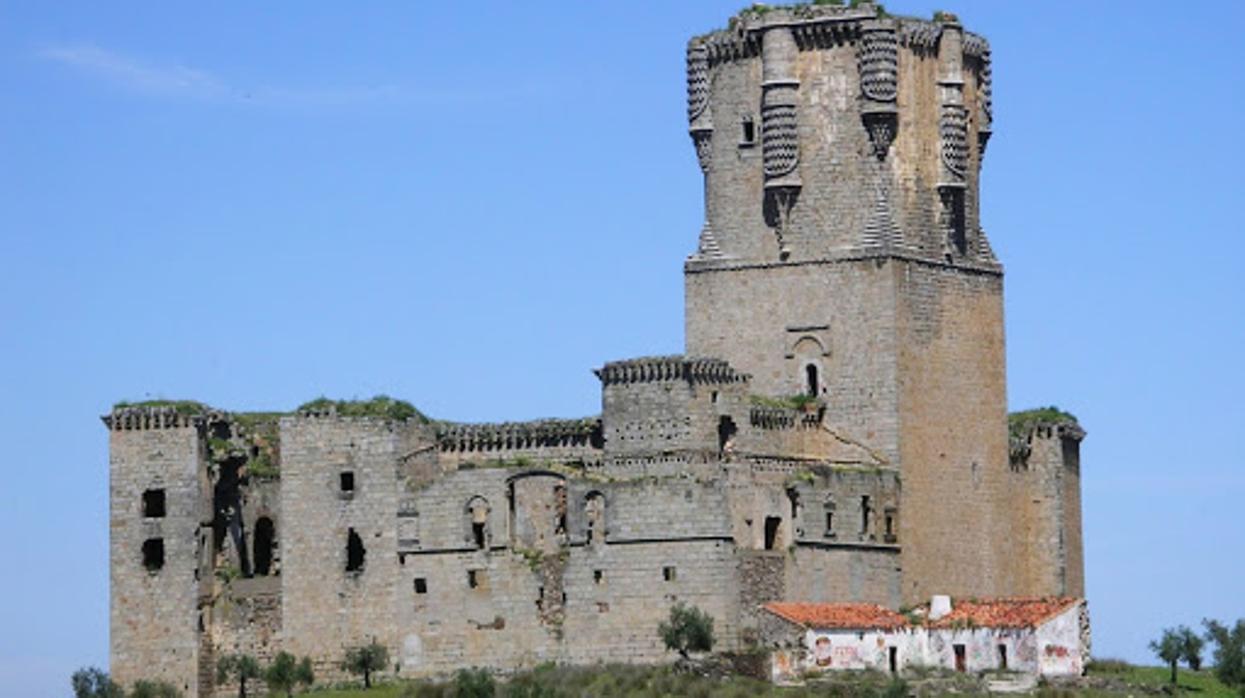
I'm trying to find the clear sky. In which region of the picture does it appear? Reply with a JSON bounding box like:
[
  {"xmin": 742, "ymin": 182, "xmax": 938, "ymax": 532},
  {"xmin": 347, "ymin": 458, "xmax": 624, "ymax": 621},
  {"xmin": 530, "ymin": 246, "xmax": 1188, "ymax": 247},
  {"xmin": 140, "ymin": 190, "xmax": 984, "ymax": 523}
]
[{"xmin": 2, "ymin": 1, "xmax": 1242, "ymax": 695}]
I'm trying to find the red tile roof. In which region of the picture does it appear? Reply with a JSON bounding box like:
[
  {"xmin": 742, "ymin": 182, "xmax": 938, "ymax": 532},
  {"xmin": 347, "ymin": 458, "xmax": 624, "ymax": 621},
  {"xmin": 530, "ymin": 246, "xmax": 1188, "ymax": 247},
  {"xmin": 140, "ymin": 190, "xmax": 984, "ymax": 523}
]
[
  {"xmin": 927, "ymin": 597, "xmax": 1080, "ymax": 630},
  {"xmin": 762, "ymin": 602, "xmax": 909, "ymax": 630}
]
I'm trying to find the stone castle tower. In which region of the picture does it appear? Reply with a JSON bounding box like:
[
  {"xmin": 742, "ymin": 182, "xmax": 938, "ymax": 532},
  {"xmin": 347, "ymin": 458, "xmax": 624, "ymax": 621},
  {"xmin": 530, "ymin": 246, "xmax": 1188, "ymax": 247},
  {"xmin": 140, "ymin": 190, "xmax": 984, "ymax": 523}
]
[
  {"xmin": 684, "ymin": 5, "xmax": 1012, "ymax": 603},
  {"xmin": 105, "ymin": 5, "xmax": 1085, "ymax": 696}
]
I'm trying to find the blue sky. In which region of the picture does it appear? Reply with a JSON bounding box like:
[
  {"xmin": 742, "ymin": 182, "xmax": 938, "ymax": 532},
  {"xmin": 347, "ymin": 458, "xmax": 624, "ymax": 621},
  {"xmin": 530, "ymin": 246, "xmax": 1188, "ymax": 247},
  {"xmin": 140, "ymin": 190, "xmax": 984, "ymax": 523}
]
[{"xmin": 1, "ymin": 1, "xmax": 1242, "ymax": 695}]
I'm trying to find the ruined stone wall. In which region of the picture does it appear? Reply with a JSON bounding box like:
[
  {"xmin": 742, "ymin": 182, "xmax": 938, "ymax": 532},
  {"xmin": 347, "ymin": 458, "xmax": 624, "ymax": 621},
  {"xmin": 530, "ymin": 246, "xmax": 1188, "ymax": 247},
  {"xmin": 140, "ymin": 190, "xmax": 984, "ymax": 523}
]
[
  {"xmin": 108, "ymin": 410, "xmax": 204, "ymax": 698},
  {"xmin": 278, "ymin": 415, "xmax": 405, "ymax": 682},
  {"xmin": 1008, "ymin": 423, "xmax": 1086, "ymax": 597}
]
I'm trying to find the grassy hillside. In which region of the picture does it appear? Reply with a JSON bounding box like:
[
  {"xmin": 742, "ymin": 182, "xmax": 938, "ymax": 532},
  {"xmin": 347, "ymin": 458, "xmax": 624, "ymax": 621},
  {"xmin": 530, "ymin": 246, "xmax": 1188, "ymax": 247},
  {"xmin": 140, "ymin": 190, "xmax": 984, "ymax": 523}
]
[{"xmin": 304, "ymin": 662, "xmax": 1240, "ymax": 697}]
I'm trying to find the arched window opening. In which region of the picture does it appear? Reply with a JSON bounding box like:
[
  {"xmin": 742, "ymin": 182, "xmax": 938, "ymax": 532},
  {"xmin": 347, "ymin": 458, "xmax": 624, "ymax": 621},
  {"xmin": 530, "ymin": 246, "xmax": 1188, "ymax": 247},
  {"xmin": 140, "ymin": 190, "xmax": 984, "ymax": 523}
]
[
  {"xmin": 253, "ymin": 517, "xmax": 275, "ymax": 576},
  {"xmin": 467, "ymin": 497, "xmax": 490, "ymax": 550},
  {"xmin": 584, "ymin": 492, "xmax": 606, "ymax": 545},
  {"xmin": 805, "ymin": 364, "xmax": 819, "ymax": 397}
]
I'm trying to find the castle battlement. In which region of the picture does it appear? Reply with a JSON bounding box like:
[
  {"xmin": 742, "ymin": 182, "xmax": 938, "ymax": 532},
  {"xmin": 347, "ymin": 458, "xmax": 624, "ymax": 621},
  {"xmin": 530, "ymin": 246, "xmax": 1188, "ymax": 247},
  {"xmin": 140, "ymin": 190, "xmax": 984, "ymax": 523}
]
[{"xmin": 594, "ymin": 355, "xmax": 750, "ymax": 386}]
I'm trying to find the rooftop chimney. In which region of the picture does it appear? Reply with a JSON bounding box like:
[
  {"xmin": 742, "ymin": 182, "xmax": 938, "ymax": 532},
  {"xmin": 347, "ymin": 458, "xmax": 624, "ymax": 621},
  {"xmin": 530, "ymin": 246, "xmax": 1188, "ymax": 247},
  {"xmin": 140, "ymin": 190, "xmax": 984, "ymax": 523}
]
[{"xmin": 930, "ymin": 595, "xmax": 953, "ymax": 620}]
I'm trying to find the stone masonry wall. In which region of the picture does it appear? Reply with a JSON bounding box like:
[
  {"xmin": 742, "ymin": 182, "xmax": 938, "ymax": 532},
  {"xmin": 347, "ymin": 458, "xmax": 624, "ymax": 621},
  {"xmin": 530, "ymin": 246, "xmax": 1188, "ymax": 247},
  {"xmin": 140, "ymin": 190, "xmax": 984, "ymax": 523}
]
[
  {"xmin": 894, "ymin": 259, "xmax": 1009, "ymax": 603},
  {"xmin": 279, "ymin": 415, "xmax": 405, "ymax": 682},
  {"xmin": 686, "ymin": 260, "xmax": 901, "ymax": 462},
  {"xmin": 108, "ymin": 412, "xmax": 204, "ymax": 697}
]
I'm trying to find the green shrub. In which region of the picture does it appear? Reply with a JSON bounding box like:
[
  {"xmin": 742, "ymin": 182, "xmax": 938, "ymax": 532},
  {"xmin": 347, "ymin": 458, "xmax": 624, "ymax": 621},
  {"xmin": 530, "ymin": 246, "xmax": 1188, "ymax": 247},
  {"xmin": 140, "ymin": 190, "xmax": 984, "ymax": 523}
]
[
  {"xmin": 658, "ymin": 603, "xmax": 716, "ymax": 659},
  {"xmin": 453, "ymin": 667, "xmax": 496, "ymax": 698}
]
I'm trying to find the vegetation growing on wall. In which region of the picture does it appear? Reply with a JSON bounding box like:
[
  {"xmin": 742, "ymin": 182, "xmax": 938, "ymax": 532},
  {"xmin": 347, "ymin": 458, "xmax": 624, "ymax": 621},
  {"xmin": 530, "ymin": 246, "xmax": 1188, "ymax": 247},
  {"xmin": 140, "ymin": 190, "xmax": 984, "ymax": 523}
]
[
  {"xmin": 1008, "ymin": 406, "xmax": 1078, "ymax": 442},
  {"xmin": 297, "ymin": 395, "xmax": 428, "ymax": 422},
  {"xmin": 112, "ymin": 399, "xmax": 210, "ymax": 416}
]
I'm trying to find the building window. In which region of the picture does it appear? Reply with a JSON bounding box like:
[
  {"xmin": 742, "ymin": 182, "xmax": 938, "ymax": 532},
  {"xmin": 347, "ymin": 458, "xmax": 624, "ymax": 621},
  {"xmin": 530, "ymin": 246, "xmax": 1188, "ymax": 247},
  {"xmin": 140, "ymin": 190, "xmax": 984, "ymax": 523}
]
[
  {"xmin": 998, "ymin": 644, "xmax": 1008, "ymax": 670},
  {"xmin": 345, "ymin": 528, "xmax": 366, "ymax": 573},
  {"xmin": 468, "ymin": 569, "xmax": 485, "ymax": 590},
  {"xmin": 884, "ymin": 507, "xmax": 897, "ymax": 543},
  {"xmin": 824, "ymin": 497, "xmax": 836, "ymax": 538},
  {"xmin": 142, "ymin": 538, "xmax": 164, "ymax": 572},
  {"xmin": 741, "ymin": 116, "xmax": 756, "ymax": 146},
  {"xmin": 585, "ymin": 492, "xmax": 606, "ymax": 545},
  {"xmin": 805, "ymin": 364, "xmax": 819, "ymax": 397},
  {"xmin": 253, "ymin": 516, "xmax": 275, "ymax": 576},
  {"xmin": 860, "ymin": 496, "xmax": 872, "ymax": 537},
  {"xmin": 339, "ymin": 471, "xmax": 355, "ymax": 495},
  {"xmin": 142, "ymin": 489, "xmax": 166, "ymax": 518},
  {"xmin": 467, "ymin": 496, "xmax": 490, "ymax": 549},
  {"xmin": 718, "ymin": 416, "xmax": 737, "ymax": 457},
  {"xmin": 593, "ymin": 569, "xmax": 604, "ymax": 585},
  {"xmin": 764, "ymin": 516, "xmax": 782, "ymax": 550},
  {"xmin": 414, "ymin": 577, "xmax": 428, "ymax": 594},
  {"xmin": 954, "ymin": 644, "xmax": 967, "ymax": 672},
  {"xmin": 663, "ymin": 566, "xmax": 677, "ymax": 582}
]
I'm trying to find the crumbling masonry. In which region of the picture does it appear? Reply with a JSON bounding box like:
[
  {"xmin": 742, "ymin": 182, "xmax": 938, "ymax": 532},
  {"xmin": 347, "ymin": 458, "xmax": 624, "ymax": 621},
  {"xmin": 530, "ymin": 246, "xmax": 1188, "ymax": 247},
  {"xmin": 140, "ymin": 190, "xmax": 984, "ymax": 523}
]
[{"xmin": 106, "ymin": 5, "xmax": 1086, "ymax": 695}]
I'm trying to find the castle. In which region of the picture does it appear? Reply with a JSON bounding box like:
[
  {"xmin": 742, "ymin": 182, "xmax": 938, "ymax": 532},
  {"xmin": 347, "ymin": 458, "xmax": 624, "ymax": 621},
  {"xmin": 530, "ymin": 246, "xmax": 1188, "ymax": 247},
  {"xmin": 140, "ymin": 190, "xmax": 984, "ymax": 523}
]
[{"xmin": 105, "ymin": 4, "xmax": 1086, "ymax": 695}]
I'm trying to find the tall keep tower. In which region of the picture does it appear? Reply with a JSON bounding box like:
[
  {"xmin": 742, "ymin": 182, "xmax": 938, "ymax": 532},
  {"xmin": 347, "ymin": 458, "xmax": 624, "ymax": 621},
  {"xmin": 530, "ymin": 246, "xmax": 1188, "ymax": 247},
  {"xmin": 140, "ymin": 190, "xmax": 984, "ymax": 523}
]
[{"xmin": 683, "ymin": 4, "xmax": 1028, "ymax": 603}]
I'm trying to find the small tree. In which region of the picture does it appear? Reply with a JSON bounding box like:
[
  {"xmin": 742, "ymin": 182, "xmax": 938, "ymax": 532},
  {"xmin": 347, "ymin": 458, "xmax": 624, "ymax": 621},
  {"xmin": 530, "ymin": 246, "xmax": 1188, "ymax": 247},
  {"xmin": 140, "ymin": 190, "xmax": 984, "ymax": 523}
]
[
  {"xmin": 1150, "ymin": 628, "xmax": 1183, "ymax": 685},
  {"xmin": 342, "ymin": 640, "xmax": 389, "ymax": 689},
  {"xmin": 1179, "ymin": 625, "xmax": 1205, "ymax": 671},
  {"xmin": 658, "ymin": 602, "xmax": 716, "ymax": 659},
  {"xmin": 216, "ymin": 653, "xmax": 263, "ymax": 698},
  {"xmin": 129, "ymin": 679, "xmax": 183, "ymax": 698},
  {"xmin": 71, "ymin": 667, "xmax": 123, "ymax": 698},
  {"xmin": 265, "ymin": 651, "xmax": 315, "ymax": 697},
  {"xmin": 1205, "ymin": 618, "xmax": 1245, "ymax": 690}
]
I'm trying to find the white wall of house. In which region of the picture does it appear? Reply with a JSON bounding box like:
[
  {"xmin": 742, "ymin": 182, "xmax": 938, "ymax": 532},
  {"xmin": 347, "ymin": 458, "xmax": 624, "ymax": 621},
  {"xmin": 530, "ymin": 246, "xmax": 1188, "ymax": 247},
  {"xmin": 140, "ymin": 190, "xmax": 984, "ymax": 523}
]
[{"xmin": 768, "ymin": 602, "xmax": 1087, "ymax": 681}]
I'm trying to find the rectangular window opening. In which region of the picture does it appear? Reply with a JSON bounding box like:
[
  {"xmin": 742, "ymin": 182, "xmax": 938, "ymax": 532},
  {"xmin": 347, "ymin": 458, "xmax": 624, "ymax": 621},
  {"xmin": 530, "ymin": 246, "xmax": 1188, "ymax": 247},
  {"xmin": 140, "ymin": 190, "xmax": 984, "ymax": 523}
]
[
  {"xmin": 340, "ymin": 471, "xmax": 355, "ymax": 493},
  {"xmin": 998, "ymin": 644, "xmax": 1008, "ymax": 670},
  {"xmin": 468, "ymin": 569, "xmax": 484, "ymax": 589},
  {"xmin": 414, "ymin": 578, "xmax": 427, "ymax": 594},
  {"xmin": 142, "ymin": 489, "xmax": 166, "ymax": 518},
  {"xmin": 662, "ymin": 566, "xmax": 677, "ymax": 582},
  {"xmin": 860, "ymin": 496, "xmax": 872, "ymax": 536},
  {"xmin": 142, "ymin": 538, "xmax": 165, "ymax": 571},
  {"xmin": 593, "ymin": 569, "xmax": 604, "ymax": 585},
  {"xmin": 741, "ymin": 117, "xmax": 756, "ymax": 145},
  {"xmin": 764, "ymin": 516, "xmax": 782, "ymax": 550}
]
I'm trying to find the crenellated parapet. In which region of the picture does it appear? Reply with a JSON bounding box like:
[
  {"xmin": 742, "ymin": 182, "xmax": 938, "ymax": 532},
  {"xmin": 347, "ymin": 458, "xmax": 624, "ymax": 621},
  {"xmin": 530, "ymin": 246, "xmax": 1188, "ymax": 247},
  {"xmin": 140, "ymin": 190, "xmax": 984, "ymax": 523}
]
[
  {"xmin": 436, "ymin": 418, "xmax": 602, "ymax": 454},
  {"xmin": 595, "ymin": 355, "xmax": 750, "ymax": 387},
  {"xmin": 103, "ymin": 403, "xmax": 214, "ymax": 431},
  {"xmin": 749, "ymin": 404, "xmax": 824, "ymax": 431}
]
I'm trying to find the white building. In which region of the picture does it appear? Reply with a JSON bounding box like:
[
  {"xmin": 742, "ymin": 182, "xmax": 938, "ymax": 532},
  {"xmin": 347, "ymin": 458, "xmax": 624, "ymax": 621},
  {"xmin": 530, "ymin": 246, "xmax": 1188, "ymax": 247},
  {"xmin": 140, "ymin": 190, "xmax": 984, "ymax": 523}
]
[{"xmin": 761, "ymin": 597, "xmax": 1090, "ymax": 684}]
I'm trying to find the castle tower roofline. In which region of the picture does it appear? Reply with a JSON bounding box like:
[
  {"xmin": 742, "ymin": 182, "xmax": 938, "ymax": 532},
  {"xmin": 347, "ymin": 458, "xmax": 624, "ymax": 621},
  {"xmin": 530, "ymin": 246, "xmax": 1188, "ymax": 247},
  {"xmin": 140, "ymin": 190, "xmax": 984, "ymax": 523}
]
[{"xmin": 594, "ymin": 355, "xmax": 750, "ymax": 386}]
